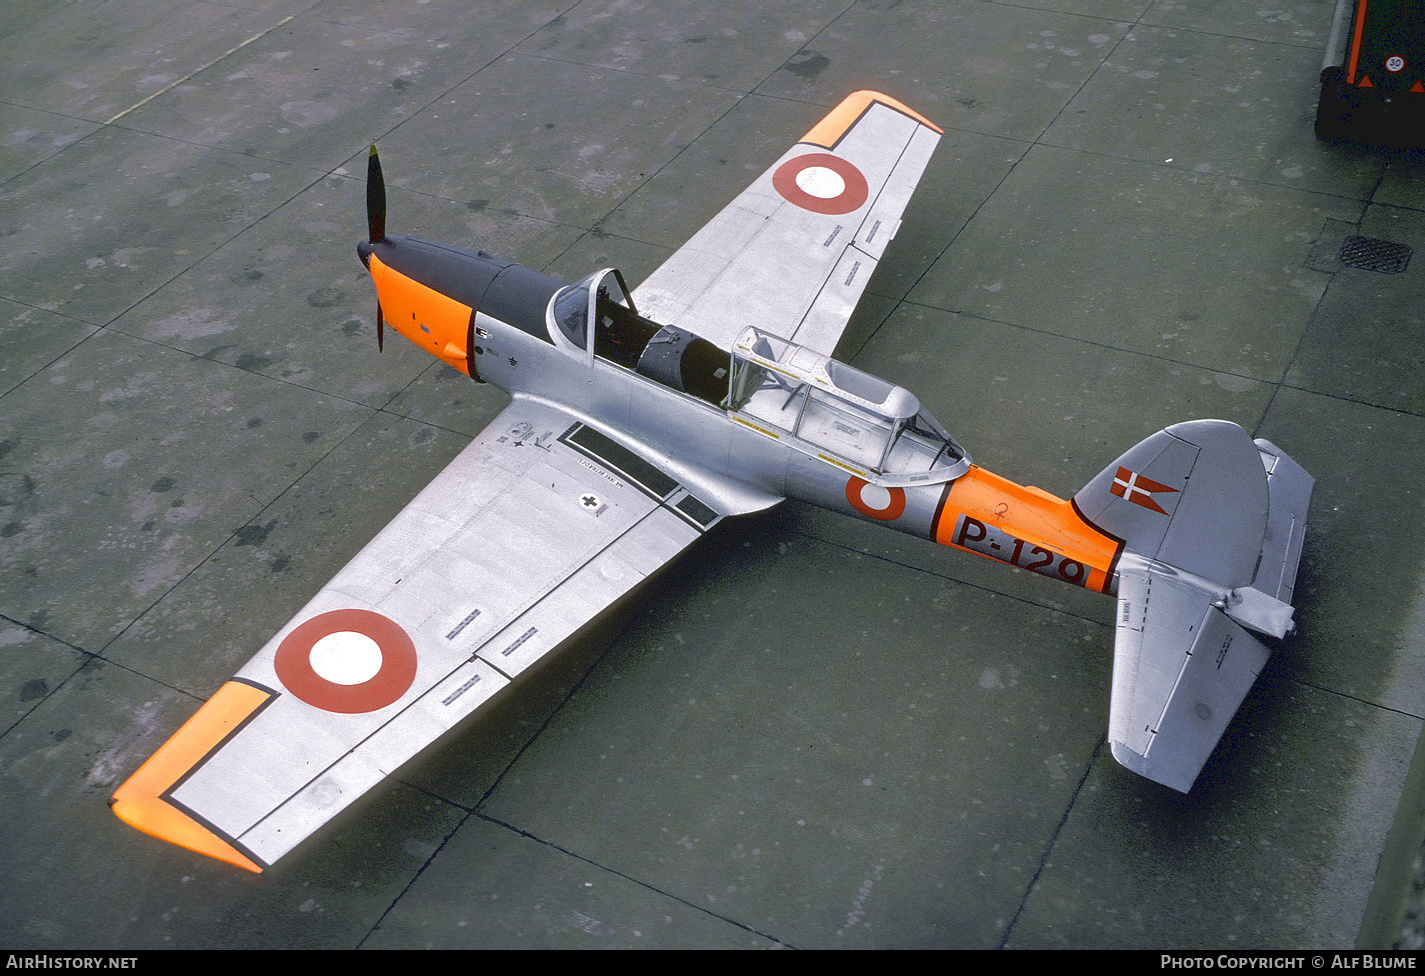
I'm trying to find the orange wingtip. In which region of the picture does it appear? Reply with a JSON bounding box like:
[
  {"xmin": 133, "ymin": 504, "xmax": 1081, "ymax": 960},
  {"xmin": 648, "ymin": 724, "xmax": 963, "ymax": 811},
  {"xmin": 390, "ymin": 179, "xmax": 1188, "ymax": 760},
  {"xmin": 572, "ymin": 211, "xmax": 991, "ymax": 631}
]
[
  {"xmin": 801, "ymin": 90, "xmax": 943, "ymax": 149},
  {"xmin": 110, "ymin": 680, "xmax": 272, "ymax": 873}
]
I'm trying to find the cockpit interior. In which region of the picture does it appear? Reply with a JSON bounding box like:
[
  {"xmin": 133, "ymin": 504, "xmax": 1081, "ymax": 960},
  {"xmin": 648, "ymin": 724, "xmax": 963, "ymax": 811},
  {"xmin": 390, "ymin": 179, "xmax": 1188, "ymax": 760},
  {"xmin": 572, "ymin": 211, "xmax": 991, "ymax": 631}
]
[{"xmin": 549, "ymin": 271, "xmax": 967, "ymax": 484}]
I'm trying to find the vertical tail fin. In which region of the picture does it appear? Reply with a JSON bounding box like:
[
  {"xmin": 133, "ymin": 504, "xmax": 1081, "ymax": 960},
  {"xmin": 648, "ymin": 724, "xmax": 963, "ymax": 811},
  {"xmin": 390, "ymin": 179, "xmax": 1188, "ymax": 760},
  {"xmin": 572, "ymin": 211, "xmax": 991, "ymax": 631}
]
[{"xmin": 1073, "ymin": 420, "xmax": 1269, "ymax": 588}]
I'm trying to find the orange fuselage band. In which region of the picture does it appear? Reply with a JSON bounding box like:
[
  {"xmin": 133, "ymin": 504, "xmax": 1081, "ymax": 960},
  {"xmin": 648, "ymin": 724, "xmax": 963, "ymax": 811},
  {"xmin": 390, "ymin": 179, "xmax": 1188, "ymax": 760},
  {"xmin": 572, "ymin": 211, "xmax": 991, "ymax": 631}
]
[{"xmin": 934, "ymin": 466, "xmax": 1122, "ymax": 593}]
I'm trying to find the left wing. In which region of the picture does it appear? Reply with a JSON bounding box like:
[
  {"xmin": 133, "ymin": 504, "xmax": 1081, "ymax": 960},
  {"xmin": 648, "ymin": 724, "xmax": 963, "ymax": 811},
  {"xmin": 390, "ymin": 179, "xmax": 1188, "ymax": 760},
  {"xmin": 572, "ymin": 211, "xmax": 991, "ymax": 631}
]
[
  {"xmin": 634, "ymin": 90, "xmax": 942, "ymax": 357},
  {"xmin": 111, "ymin": 396, "xmax": 723, "ymax": 871}
]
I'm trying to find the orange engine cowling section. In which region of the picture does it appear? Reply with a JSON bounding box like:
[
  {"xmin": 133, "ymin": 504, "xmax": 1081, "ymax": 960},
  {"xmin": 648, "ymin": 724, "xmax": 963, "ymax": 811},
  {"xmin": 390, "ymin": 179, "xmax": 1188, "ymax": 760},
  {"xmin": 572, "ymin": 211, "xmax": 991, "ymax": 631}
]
[
  {"xmin": 368, "ymin": 251, "xmax": 474, "ymax": 374},
  {"xmin": 357, "ymin": 235, "xmax": 568, "ymax": 373}
]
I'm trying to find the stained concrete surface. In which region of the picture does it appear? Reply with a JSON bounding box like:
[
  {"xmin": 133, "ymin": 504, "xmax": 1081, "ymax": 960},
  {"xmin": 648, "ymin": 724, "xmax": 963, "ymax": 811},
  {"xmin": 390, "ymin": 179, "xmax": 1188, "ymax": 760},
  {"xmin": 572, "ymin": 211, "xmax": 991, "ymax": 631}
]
[{"xmin": 1, "ymin": 0, "xmax": 1422, "ymax": 951}]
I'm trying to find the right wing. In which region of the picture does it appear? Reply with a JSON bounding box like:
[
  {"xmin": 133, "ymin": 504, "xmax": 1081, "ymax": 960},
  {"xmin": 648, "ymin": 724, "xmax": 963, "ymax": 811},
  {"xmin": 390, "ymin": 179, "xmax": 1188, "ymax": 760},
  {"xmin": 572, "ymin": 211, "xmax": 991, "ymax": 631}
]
[
  {"xmin": 1108, "ymin": 562, "xmax": 1271, "ymax": 793},
  {"xmin": 111, "ymin": 396, "xmax": 723, "ymax": 871},
  {"xmin": 634, "ymin": 91, "xmax": 942, "ymax": 358}
]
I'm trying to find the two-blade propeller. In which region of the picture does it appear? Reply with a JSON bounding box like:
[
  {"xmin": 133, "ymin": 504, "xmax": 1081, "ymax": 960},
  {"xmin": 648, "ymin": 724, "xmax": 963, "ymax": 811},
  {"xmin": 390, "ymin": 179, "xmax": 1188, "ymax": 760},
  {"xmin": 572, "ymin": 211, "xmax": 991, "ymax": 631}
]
[{"xmin": 367, "ymin": 145, "xmax": 386, "ymax": 352}]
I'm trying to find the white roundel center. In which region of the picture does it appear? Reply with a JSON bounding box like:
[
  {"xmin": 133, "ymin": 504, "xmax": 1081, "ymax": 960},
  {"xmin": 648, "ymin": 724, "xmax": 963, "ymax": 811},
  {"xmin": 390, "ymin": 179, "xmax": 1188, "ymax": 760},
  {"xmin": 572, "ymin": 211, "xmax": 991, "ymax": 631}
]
[
  {"xmin": 795, "ymin": 166, "xmax": 846, "ymax": 199},
  {"xmin": 309, "ymin": 630, "xmax": 384, "ymax": 685},
  {"xmin": 858, "ymin": 482, "xmax": 893, "ymax": 511}
]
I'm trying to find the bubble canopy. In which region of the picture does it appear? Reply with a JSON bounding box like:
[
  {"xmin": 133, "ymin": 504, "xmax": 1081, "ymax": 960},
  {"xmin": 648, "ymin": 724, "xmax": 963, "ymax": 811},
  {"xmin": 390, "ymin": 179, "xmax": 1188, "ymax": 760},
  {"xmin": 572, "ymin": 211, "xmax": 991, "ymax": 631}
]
[{"xmin": 729, "ymin": 326, "xmax": 970, "ymax": 487}]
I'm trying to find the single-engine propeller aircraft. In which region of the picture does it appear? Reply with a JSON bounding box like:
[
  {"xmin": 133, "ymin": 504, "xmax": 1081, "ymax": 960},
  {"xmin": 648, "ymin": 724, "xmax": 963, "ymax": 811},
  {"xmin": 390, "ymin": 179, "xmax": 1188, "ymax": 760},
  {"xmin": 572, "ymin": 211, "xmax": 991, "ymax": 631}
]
[{"xmin": 112, "ymin": 92, "xmax": 1313, "ymax": 873}]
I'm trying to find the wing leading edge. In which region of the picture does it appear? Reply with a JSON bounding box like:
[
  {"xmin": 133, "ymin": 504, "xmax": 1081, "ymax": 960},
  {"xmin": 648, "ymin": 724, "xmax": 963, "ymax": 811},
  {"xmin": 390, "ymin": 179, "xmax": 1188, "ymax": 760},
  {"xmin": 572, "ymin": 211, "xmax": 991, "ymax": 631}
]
[
  {"xmin": 635, "ymin": 91, "xmax": 942, "ymax": 357},
  {"xmin": 112, "ymin": 397, "xmax": 724, "ymax": 871}
]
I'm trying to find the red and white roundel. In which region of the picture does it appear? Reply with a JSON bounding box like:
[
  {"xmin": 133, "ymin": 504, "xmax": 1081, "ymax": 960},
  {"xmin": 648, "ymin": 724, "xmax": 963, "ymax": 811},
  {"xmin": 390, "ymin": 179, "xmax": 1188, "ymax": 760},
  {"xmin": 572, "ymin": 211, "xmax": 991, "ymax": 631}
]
[
  {"xmin": 846, "ymin": 477, "xmax": 906, "ymax": 521},
  {"xmin": 274, "ymin": 609, "xmax": 417, "ymax": 714},
  {"xmin": 772, "ymin": 153, "xmax": 869, "ymax": 215}
]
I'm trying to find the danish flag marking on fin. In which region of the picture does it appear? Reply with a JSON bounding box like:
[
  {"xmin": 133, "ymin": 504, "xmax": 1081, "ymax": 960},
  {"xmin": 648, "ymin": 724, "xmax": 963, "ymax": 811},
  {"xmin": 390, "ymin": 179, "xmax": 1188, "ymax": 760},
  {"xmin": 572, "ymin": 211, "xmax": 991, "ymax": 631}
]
[{"xmin": 1110, "ymin": 466, "xmax": 1179, "ymax": 515}]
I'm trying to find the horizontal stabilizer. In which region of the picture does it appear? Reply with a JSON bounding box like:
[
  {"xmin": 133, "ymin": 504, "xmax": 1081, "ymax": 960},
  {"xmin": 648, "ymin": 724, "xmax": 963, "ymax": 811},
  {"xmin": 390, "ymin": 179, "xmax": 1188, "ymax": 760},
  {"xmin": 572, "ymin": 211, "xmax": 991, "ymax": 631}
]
[{"xmin": 1110, "ymin": 564, "xmax": 1271, "ymax": 792}]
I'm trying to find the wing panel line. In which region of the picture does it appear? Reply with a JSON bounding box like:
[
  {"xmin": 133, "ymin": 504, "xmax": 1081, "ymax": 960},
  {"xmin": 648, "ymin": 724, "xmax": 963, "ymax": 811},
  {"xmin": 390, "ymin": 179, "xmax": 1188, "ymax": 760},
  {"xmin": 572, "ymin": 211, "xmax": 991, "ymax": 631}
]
[{"xmin": 788, "ymin": 128, "xmax": 918, "ymax": 343}]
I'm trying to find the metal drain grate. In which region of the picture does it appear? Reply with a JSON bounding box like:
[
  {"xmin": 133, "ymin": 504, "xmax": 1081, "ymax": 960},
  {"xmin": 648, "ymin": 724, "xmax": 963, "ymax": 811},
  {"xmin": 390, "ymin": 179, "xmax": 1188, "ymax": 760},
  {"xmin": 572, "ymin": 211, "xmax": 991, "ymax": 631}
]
[{"xmin": 1338, "ymin": 235, "xmax": 1413, "ymax": 274}]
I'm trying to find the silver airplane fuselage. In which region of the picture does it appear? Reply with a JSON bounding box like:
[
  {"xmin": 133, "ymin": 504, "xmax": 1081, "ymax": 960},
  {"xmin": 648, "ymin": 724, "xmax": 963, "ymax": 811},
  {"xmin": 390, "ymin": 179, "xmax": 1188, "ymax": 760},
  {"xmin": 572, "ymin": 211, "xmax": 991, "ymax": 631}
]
[{"xmin": 360, "ymin": 234, "xmax": 1129, "ymax": 598}]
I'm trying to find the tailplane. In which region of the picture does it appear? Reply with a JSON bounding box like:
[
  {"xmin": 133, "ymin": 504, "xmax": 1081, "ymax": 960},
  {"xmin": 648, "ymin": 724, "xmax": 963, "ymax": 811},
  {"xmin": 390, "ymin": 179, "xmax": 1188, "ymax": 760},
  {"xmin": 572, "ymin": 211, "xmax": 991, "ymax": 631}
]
[{"xmin": 1075, "ymin": 421, "xmax": 1314, "ymax": 792}]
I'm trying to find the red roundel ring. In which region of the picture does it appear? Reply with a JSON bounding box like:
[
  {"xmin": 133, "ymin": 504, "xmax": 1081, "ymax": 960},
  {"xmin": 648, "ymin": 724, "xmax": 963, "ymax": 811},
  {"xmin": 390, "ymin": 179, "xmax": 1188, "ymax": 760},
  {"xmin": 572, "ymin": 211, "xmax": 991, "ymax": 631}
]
[
  {"xmin": 846, "ymin": 477, "xmax": 906, "ymax": 521},
  {"xmin": 274, "ymin": 609, "xmax": 417, "ymax": 714},
  {"xmin": 772, "ymin": 153, "xmax": 870, "ymax": 215}
]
